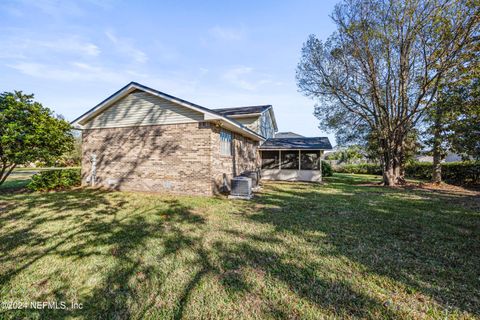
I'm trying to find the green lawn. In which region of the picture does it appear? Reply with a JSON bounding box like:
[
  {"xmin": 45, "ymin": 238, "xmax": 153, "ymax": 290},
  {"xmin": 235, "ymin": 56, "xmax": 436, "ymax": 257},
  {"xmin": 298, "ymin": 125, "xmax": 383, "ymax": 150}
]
[{"xmin": 0, "ymin": 174, "xmax": 479, "ymax": 319}]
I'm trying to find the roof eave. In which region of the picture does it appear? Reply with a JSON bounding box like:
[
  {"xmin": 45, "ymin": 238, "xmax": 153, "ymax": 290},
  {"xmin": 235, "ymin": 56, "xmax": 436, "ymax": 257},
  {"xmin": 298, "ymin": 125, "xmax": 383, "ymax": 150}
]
[
  {"xmin": 227, "ymin": 113, "xmax": 262, "ymax": 118},
  {"xmin": 70, "ymin": 81, "xmax": 265, "ymax": 141},
  {"xmin": 263, "ymin": 106, "xmax": 278, "ymax": 132}
]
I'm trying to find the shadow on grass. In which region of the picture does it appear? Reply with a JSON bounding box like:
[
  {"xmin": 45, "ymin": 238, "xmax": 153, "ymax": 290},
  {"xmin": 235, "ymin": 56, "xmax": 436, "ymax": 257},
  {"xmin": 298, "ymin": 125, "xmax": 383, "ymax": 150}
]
[
  {"xmin": 1, "ymin": 175, "xmax": 478, "ymax": 318},
  {"xmin": 249, "ymin": 177, "xmax": 480, "ymax": 316}
]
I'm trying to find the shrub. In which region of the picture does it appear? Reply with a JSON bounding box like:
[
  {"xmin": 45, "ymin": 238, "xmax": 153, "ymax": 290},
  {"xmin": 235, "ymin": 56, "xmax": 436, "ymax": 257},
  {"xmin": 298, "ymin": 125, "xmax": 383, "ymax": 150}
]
[
  {"xmin": 321, "ymin": 161, "xmax": 333, "ymax": 177},
  {"xmin": 27, "ymin": 169, "xmax": 81, "ymax": 191},
  {"xmin": 333, "ymin": 161, "xmax": 479, "ymax": 185},
  {"xmin": 334, "ymin": 163, "xmax": 382, "ymax": 175},
  {"xmin": 404, "ymin": 162, "xmax": 432, "ymax": 180},
  {"xmin": 406, "ymin": 161, "xmax": 480, "ymax": 184}
]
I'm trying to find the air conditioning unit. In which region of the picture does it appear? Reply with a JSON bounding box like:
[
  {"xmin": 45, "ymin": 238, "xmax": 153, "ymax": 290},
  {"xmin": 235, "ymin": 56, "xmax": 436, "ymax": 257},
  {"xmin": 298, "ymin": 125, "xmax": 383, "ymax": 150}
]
[
  {"xmin": 240, "ymin": 170, "xmax": 259, "ymax": 187},
  {"xmin": 229, "ymin": 176, "xmax": 252, "ymax": 199}
]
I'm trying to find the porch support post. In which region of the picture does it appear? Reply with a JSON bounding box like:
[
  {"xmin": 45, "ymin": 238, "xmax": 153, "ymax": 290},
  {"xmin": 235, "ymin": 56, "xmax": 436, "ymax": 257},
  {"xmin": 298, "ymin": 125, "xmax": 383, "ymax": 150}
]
[
  {"xmin": 279, "ymin": 150, "xmax": 281, "ymax": 170},
  {"xmin": 298, "ymin": 150, "xmax": 301, "ymax": 170},
  {"xmin": 319, "ymin": 150, "xmax": 322, "ymax": 181}
]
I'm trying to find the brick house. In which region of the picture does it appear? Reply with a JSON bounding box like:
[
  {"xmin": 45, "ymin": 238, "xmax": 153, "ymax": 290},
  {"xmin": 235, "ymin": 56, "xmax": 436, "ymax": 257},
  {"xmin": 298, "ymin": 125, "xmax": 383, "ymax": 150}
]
[{"xmin": 72, "ymin": 82, "xmax": 331, "ymax": 195}]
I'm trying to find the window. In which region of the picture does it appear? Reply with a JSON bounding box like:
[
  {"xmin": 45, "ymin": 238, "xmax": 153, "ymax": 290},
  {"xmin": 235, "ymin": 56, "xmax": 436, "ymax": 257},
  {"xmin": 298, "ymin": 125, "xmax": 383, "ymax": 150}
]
[
  {"xmin": 220, "ymin": 129, "xmax": 232, "ymax": 156},
  {"xmin": 300, "ymin": 151, "xmax": 320, "ymax": 170},
  {"xmin": 261, "ymin": 151, "xmax": 279, "ymax": 169},
  {"xmin": 281, "ymin": 151, "xmax": 299, "ymax": 169}
]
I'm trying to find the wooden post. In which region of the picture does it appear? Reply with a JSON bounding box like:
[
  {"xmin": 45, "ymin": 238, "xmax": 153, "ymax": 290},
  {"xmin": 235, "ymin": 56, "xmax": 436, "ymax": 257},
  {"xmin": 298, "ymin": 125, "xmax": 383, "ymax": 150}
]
[
  {"xmin": 279, "ymin": 150, "xmax": 281, "ymax": 170},
  {"xmin": 319, "ymin": 150, "xmax": 322, "ymax": 181},
  {"xmin": 298, "ymin": 150, "xmax": 301, "ymax": 170}
]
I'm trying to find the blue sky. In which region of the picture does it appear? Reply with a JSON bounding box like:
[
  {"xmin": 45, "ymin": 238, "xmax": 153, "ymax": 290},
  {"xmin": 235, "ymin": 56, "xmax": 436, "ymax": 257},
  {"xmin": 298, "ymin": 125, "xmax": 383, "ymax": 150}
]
[{"xmin": 1, "ymin": 0, "xmax": 338, "ymax": 143}]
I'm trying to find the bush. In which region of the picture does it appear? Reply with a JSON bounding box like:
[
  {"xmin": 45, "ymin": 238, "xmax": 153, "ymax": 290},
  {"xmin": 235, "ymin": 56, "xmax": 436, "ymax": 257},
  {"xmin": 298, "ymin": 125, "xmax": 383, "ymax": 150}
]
[
  {"xmin": 334, "ymin": 163, "xmax": 382, "ymax": 175},
  {"xmin": 321, "ymin": 161, "xmax": 333, "ymax": 177},
  {"xmin": 27, "ymin": 169, "xmax": 81, "ymax": 191},
  {"xmin": 406, "ymin": 161, "xmax": 480, "ymax": 184},
  {"xmin": 333, "ymin": 161, "xmax": 479, "ymax": 185}
]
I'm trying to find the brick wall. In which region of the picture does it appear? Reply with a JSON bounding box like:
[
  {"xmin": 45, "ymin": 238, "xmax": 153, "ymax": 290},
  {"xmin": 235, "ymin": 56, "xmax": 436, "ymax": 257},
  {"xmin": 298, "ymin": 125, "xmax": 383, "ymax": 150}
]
[
  {"xmin": 81, "ymin": 123, "xmax": 213, "ymax": 195},
  {"xmin": 210, "ymin": 125, "xmax": 260, "ymax": 193},
  {"xmin": 81, "ymin": 123, "xmax": 260, "ymax": 195}
]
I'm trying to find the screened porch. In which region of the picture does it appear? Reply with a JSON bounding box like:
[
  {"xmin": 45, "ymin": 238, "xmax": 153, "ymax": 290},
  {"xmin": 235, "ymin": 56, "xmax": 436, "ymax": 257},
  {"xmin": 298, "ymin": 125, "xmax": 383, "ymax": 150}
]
[
  {"xmin": 258, "ymin": 136, "xmax": 332, "ymax": 182},
  {"xmin": 260, "ymin": 150, "xmax": 323, "ymax": 182}
]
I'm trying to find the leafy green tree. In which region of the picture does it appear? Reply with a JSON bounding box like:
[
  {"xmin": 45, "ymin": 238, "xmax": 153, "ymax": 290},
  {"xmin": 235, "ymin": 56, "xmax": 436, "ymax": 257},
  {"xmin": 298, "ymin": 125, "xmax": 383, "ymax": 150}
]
[
  {"xmin": 0, "ymin": 91, "xmax": 74, "ymax": 185},
  {"xmin": 296, "ymin": 0, "xmax": 479, "ymax": 185},
  {"xmin": 325, "ymin": 145, "xmax": 365, "ymax": 163},
  {"xmin": 426, "ymin": 49, "xmax": 479, "ymax": 182}
]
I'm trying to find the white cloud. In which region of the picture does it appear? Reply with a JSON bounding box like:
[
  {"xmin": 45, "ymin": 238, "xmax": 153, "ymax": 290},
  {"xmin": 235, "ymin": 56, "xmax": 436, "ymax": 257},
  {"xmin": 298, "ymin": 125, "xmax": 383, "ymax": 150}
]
[
  {"xmin": 8, "ymin": 61, "xmax": 129, "ymax": 83},
  {"xmin": 223, "ymin": 66, "xmax": 255, "ymax": 90},
  {"xmin": 36, "ymin": 38, "xmax": 100, "ymax": 56},
  {"xmin": 222, "ymin": 66, "xmax": 280, "ymax": 91},
  {"xmin": 17, "ymin": 0, "xmax": 84, "ymax": 17},
  {"xmin": 0, "ymin": 36, "xmax": 100, "ymax": 59},
  {"xmin": 209, "ymin": 26, "xmax": 246, "ymax": 41},
  {"xmin": 105, "ymin": 30, "xmax": 147, "ymax": 63}
]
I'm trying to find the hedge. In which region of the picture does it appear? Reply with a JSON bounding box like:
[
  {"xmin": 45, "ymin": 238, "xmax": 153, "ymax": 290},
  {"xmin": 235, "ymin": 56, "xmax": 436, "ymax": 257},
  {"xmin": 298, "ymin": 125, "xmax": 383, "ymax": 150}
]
[
  {"xmin": 333, "ymin": 161, "xmax": 480, "ymax": 185},
  {"xmin": 405, "ymin": 161, "xmax": 480, "ymax": 184},
  {"xmin": 27, "ymin": 168, "xmax": 81, "ymax": 191}
]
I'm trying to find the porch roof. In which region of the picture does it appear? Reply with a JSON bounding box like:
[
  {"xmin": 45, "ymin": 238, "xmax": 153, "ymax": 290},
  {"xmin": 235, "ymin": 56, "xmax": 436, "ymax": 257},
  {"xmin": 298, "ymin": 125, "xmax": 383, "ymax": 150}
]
[{"xmin": 259, "ymin": 137, "xmax": 332, "ymax": 150}]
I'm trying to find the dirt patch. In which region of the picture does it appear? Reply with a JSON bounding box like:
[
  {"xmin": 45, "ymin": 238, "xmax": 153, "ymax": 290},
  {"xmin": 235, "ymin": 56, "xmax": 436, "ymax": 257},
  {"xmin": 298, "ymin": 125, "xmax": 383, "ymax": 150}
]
[{"xmin": 415, "ymin": 182, "xmax": 480, "ymax": 196}]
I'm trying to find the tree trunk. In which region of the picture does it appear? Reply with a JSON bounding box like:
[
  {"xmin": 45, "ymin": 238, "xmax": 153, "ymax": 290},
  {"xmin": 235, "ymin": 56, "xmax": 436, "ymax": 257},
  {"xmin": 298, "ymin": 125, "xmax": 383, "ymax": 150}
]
[
  {"xmin": 432, "ymin": 151, "xmax": 442, "ymax": 183},
  {"xmin": 382, "ymin": 142, "xmax": 398, "ymax": 186},
  {"xmin": 432, "ymin": 105, "xmax": 443, "ymax": 183},
  {"xmin": 0, "ymin": 163, "xmax": 16, "ymax": 186},
  {"xmin": 381, "ymin": 134, "xmax": 405, "ymax": 186}
]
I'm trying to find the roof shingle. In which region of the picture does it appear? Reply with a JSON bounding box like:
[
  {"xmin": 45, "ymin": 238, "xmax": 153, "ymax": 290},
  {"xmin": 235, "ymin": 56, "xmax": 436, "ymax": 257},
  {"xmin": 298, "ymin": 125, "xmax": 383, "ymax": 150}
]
[
  {"xmin": 259, "ymin": 137, "xmax": 332, "ymax": 150},
  {"xmin": 213, "ymin": 105, "xmax": 271, "ymax": 117}
]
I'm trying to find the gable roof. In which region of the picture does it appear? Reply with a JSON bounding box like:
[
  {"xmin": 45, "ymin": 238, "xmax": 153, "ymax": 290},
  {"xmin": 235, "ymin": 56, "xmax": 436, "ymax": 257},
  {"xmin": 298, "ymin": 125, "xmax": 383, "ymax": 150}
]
[
  {"xmin": 213, "ymin": 105, "xmax": 272, "ymax": 116},
  {"xmin": 71, "ymin": 82, "xmax": 265, "ymax": 141},
  {"xmin": 259, "ymin": 137, "xmax": 332, "ymax": 150},
  {"xmin": 213, "ymin": 105, "xmax": 278, "ymax": 131},
  {"xmin": 275, "ymin": 132, "xmax": 304, "ymax": 138}
]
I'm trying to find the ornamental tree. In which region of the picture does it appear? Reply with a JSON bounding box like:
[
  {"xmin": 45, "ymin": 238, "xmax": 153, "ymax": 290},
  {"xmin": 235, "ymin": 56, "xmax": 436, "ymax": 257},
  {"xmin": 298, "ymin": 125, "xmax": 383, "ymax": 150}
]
[{"xmin": 0, "ymin": 91, "xmax": 74, "ymax": 185}]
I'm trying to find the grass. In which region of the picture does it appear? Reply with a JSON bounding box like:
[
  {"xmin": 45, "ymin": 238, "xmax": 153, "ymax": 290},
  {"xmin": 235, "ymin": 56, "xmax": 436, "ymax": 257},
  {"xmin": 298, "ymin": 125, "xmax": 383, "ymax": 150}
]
[{"xmin": 0, "ymin": 174, "xmax": 479, "ymax": 319}]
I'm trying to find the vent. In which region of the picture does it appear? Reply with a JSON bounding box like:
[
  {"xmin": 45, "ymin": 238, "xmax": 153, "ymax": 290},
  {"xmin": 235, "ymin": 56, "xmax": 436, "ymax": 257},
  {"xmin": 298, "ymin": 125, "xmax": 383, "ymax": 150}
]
[
  {"xmin": 230, "ymin": 176, "xmax": 252, "ymax": 199},
  {"xmin": 198, "ymin": 121, "xmax": 210, "ymax": 128}
]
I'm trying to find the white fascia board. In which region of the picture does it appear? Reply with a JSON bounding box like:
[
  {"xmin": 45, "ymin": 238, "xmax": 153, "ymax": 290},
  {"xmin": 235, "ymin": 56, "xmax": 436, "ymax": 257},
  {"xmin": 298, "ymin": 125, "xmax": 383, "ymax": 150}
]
[
  {"xmin": 266, "ymin": 107, "xmax": 278, "ymax": 132},
  {"xmin": 217, "ymin": 120, "xmax": 265, "ymax": 141},
  {"xmin": 71, "ymin": 82, "xmax": 263, "ymax": 140},
  {"xmin": 227, "ymin": 113, "xmax": 261, "ymax": 118}
]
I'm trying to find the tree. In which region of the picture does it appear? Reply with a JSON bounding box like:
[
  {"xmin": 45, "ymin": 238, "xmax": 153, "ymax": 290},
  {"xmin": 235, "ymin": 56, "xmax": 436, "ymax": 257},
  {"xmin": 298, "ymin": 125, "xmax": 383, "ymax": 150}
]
[
  {"xmin": 0, "ymin": 91, "xmax": 74, "ymax": 185},
  {"xmin": 296, "ymin": 0, "xmax": 479, "ymax": 185},
  {"xmin": 326, "ymin": 145, "xmax": 365, "ymax": 163},
  {"xmin": 426, "ymin": 62, "xmax": 479, "ymax": 182},
  {"xmin": 57, "ymin": 131, "xmax": 82, "ymax": 167}
]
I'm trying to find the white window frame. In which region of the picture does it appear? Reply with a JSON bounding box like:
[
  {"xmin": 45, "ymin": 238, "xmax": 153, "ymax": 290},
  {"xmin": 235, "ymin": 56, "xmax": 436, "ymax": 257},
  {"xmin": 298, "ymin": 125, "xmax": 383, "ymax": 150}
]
[{"xmin": 220, "ymin": 129, "xmax": 232, "ymax": 156}]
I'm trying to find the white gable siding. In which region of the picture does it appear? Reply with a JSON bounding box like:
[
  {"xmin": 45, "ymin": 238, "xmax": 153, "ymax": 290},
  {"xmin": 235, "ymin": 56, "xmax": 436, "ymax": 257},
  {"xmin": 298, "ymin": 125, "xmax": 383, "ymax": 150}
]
[
  {"xmin": 83, "ymin": 90, "xmax": 204, "ymax": 129},
  {"xmin": 259, "ymin": 111, "xmax": 275, "ymax": 138},
  {"xmin": 236, "ymin": 116, "xmax": 260, "ymax": 132},
  {"xmin": 234, "ymin": 111, "xmax": 275, "ymax": 139}
]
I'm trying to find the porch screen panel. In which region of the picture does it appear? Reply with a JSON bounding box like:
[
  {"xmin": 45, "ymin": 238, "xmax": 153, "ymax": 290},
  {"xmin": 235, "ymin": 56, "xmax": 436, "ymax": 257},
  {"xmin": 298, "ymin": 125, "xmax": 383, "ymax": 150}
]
[
  {"xmin": 300, "ymin": 150, "xmax": 320, "ymax": 170},
  {"xmin": 281, "ymin": 151, "xmax": 299, "ymax": 169},
  {"xmin": 261, "ymin": 151, "xmax": 279, "ymax": 169}
]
